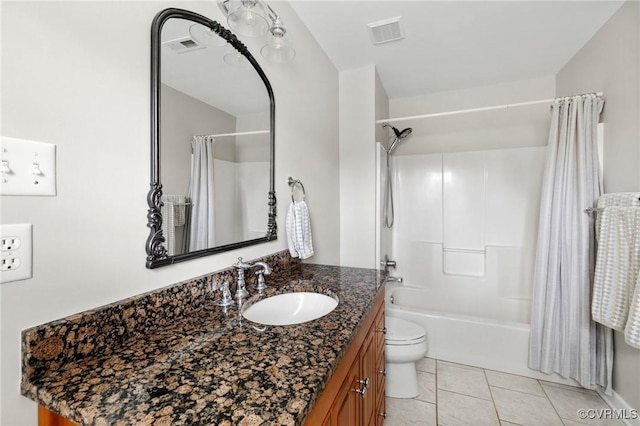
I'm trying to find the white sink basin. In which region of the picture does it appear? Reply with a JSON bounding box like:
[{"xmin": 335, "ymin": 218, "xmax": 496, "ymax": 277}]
[{"xmin": 242, "ymin": 292, "xmax": 338, "ymax": 326}]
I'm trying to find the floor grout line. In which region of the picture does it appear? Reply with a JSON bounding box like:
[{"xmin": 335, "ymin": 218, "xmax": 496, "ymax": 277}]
[
  {"xmin": 388, "ymin": 357, "xmax": 607, "ymax": 426},
  {"xmin": 435, "ymin": 359, "xmax": 439, "ymax": 426},
  {"xmin": 484, "ymin": 368, "xmax": 502, "ymax": 425},
  {"xmin": 540, "ymin": 377, "xmax": 569, "ymax": 424}
]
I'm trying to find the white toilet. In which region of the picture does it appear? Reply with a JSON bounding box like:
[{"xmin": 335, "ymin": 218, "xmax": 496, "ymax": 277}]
[{"xmin": 384, "ymin": 316, "xmax": 428, "ymax": 398}]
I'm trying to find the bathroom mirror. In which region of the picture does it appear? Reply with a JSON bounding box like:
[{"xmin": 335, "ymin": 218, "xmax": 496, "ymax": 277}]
[{"xmin": 147, "ymin": 8, "xmax": 276, "ymax": 269}]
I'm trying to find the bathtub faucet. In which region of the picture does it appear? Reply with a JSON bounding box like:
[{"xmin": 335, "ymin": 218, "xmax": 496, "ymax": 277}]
[{"xmin": 386, "ymin": 276, "xmax": 403, "ymax": 283}]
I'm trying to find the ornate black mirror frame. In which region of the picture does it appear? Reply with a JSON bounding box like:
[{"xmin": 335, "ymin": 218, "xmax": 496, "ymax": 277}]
[{"xmin": 146, "ymin": 8, "xmax": 276, "ymax": 269}]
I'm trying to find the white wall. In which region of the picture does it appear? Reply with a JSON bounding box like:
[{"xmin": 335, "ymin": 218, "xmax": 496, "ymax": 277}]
[
  {"xmin": 0, "ymin": 1, "xmax": 339, "ymax": 424},
  {"xmin": 556, "ymin": 0, "xmax": 640, "ymax": 412},
  {"xmin": 339, "ymin": 65, "xmax": 377, "ymax": 268},
  {"xmin": 389, "ymin": 76, "xmax": 556, "ymax": 155}
]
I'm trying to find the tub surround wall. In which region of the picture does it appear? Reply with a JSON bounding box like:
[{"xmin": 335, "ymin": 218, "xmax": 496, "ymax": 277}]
[
  {"xmin": 556, "ymin": 0, "xmax": 640, "ymax": 413},
  {"xmin": 22, "ymin": 252, "xmax": 384, "ymax": 425},
  {"xmin": 375, "ymin": 70, "xmax": 392, "ymax": 269},
  {"xmin": 391, "ymin": 147, "xmax": 545, "ymax": 324}
]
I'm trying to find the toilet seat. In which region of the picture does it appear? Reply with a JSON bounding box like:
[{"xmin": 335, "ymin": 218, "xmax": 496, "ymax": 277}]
[{"xmin": 385, "ymin": 317, "xmax": 426, "ymax": 346}]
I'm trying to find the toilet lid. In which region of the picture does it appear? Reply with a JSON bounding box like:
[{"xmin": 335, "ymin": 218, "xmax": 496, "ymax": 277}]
[{"xmin": 385, "ymin": 316, "xmax": 426, "ymax": 342}]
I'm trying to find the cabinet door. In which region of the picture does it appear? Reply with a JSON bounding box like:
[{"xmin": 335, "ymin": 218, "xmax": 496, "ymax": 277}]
[
  {"xmin": 331, "ymin": 357, "xmax": 361, "ymax": 426},
  {"xmin": 360, "ymin": 329, "xmax": 376, "ymax": 426}
]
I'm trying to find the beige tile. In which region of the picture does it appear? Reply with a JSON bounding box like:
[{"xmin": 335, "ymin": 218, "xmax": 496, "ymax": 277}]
[
  {"xmin": 541, "ymin": 383, "xmax": 624, "ymax": 426},
  {"xmin": 485, "ymin": 370, "xmax": 545, "ymax": 397},
  {"xmin": 416, "ymin": 357, "xmax": 436, "ymax": 374},
  {"xmin": 415, "ymin": 371, "xmax": 436, "ymax": 403},
  {"xmin": 385, "ymin": 397, "xmax": 436, "ymax": 426},
  {"xmin": 501, "ymin": 422, "xmax": 523, "ymax": 426},
  {"xmin": 437, "ymin": 361, "xmax": 492, "ymax": 400},
  {"xmin": 437, "ymin": 390, "xmax": 500, "ymax": 426},
  {"xmin": 491, "ymin": 386, "xmax": 563, "ymax": 426}
]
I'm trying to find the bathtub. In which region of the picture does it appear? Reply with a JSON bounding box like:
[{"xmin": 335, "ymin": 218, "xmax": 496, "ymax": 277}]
[{"xmin": 386, "ymin": 284, "xmax": 578, "ymax": 385}]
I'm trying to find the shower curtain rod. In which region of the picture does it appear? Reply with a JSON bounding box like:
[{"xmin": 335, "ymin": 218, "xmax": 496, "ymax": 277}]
[
  {"xmin": 376, "ymin": 92, "xmax": 603, "ymax": 125},
  {"xmin": 194, "ymin": 130, "xmax": 269, "ymax": 138}
]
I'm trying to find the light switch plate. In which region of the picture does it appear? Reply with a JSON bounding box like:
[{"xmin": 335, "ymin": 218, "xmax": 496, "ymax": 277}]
[{"xmin": 0, "ymin": 136, "xmax": 56, "ymax": 196}]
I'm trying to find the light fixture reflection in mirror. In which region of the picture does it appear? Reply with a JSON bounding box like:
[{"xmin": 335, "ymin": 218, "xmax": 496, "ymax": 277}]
[
  {"xmin": 189, "ymin": 23, "xmax": 227, "ymax": 47},
  {"xmin": 260, "ymin": 17, "xmax": 295, "ymax": 63},
  {"xmin": 227, "ymin": 0, "xmax": 269, "ymax": 37},
  {"xmin": 223, "ymin": 50, "xmax": 251, "ymax": 68},
  {"xmin": 218, "ymin": 0, "xmax": 296, "ymax": 63}
]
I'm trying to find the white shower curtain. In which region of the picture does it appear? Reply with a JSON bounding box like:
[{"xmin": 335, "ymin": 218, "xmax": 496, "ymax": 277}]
[
  {"xmin": 188, "ymin": 135, "xmax": 216, "ymax": 251},
  {"xmin": 529, "ymin": 94, "xmax": 613, "ymax": 393}
]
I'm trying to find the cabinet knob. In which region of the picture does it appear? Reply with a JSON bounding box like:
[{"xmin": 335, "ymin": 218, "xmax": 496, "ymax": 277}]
[
  {"xmin": 378, "ymin": 369, "xmax": 387, "ymax": 376},
  {"xmin": 354, "ymin": 386, "xmax": 368, "ymax": 398},
  {"xmin": 379, "ymin": 412, "xmax": 387, "ymax": 418},
  {"xmin": 377, "ymin": 327, "xmax": 387, "ymax": 334},
  {"xmin": 357, "ymin": 377, "xmax": 370, "ymax": 388}
]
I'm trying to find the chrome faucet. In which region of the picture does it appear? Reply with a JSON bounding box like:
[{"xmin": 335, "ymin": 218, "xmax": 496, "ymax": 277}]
[
  {"xmin": 233, "ymin": 257, "xmax": 272, "ymax": 299},
  {"xmin": 386, "ymin": 276, "xmax": 403, "ymax": 283},
  {"xmin": 234, "ymin": 257, "xmax": 254, "ymax": 299}
]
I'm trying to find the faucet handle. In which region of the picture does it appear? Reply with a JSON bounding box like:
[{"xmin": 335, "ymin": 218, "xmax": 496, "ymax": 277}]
[
  {"xmin": 217, "ymin": 281, "xmax": 234, "ymax": 307},
  {"xmin": 254, "ymin": 270, "xmax": 267, "ymax": 291},
  {"xmin": 380, "ymin": 255, "xmax": 397, "ymax": 272}
]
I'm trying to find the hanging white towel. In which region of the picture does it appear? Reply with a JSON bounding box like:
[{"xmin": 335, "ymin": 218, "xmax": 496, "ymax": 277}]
[
  {"xmin": 591, "ymin": 193, "xmax": 640, "ymax": 340},
  {"xmin": 161, "ymin": 194, "xmax": 189, "ymax": 256},
  {"xmin": 286, "ymin": 200, "xmax": 314, "ymax": 259},
  {"xmin": 625, "ymin": 274, "xmax": 640, "ymax": 348}
]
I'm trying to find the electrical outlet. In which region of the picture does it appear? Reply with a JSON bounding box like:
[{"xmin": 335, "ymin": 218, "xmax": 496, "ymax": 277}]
[
  {"xmin": 1, "ymin": 256, "xmax": 21, "ymax": 270},
  {"xmin": 0, "ymin": 224, "xmax": 32, "ymax": 284},
  {"xmin": 1, "ymin": 236, "xmax": 21, "ymax": 251}
]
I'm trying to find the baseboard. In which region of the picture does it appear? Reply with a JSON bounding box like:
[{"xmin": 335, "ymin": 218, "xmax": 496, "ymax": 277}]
[{"xmin": 597, "ymin": 389, "xmax": 640, "ymax": 426}]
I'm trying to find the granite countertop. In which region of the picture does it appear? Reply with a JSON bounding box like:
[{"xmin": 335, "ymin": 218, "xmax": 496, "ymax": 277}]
[{"xmin": 22, "ymin": 260, "xmax": 384, "ymax": 425}]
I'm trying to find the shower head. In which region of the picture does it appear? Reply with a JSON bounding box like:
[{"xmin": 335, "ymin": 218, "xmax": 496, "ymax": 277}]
[{"xmin": 384, "ymin": 124, "xmax": 412, "ymax": 154}]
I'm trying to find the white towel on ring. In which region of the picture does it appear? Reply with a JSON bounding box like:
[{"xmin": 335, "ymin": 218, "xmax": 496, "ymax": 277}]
[
  {"xmin": 285, "ymin": 200, "xmax": 314, "ymax": 259},
  {"xmin": 625, "ymin": 273, "xmax": 640, "ymax": 348},
  {"xmin": 161, "ymin": 194, "xmax": 188, "ymax": 256},
  {"xmin": 591, "ymin": 192, "xmax": 640, "ymax": 348},
  {"xmin": 591, "ymin": 207, "xmax": 640, "ymax": 331}
]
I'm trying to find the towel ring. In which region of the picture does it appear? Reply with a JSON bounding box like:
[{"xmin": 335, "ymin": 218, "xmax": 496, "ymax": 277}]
[{"xmin": 287, "ymin": 177, "xmax": 306, "ymax": 202}]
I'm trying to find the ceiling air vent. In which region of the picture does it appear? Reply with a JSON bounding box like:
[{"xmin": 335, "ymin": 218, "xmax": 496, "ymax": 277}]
[
  {"xmin": 162, "ymin": 37, "xmax": 205, "ymax": 54},
  {"xmin": 367, "ymin": 17, "xmax": 404, "ymax": 45}
]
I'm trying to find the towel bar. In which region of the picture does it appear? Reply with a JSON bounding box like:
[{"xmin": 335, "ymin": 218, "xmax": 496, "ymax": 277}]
[
  {"xmin": 585, "ymin": 201, "xmax": 640, "ymax": 214},
  {"xmin": 287, "ymin": 177, "xmax": 306, "ymax": 202}
]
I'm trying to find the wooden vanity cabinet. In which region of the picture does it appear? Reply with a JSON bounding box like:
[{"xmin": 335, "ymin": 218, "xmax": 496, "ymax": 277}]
[
  {"xmin": 38, "ymin": 405, "xmax": 77, "ymax": 426},
  {"xmin": 305, "ymin": 289, "xmax": 386, "ymax": 426}
]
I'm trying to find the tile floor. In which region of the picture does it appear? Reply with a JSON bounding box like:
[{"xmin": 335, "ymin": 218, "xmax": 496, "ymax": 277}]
[{"xmin": 385, "ymin": 358, "xmax": 624, "ymax": 426}]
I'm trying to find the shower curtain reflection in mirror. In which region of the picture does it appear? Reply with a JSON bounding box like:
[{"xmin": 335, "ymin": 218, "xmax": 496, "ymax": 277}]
[{"xmin": 188, "ymin": 135, "xmax": 216, "ymax": 251}]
